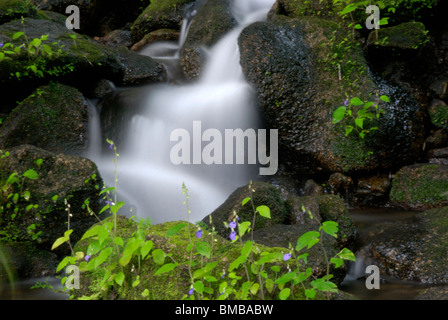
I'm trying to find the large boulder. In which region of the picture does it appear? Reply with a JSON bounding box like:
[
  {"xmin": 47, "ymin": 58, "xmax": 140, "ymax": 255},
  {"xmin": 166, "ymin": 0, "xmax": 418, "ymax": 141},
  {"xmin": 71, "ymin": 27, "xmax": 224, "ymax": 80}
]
[
  {"xmin": 0, "ymin": 16, "xmax": 166, "ymax": 111},
  {"xmin": 368, "ymin": 206, "xmax": 448, "ymax": 285},
  {"xmin": 390, "ymin": 164, "xmax": 448, "ymax": 211},
  {"xmin": 0, "ymin": 144, "xmax": 105, "ymax": 254},
  {"xmin": 0, "ymin": 83, "xmax": 89, "ymax": 156},
  {"xmin": 180, "ymin": 0, "xmax": 237, "ymax": 80},
  {"xmin": 238, "ymin": 14, "xmax": 426, "ymax": 175},
  {"xmin": 130, "ymin": 0, "xmax": 196, "ymax": 44}
]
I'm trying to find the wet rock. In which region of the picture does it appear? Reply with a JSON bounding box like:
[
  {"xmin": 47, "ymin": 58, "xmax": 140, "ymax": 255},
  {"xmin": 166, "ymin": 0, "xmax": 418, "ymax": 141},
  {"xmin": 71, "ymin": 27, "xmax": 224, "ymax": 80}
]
[
  {"xmin": 328, "ymin": 173, "xmax": 354, "ymax": 195},
  {"xmin": 180, "ymin": 0, "xmax": 237, "ymax": 80},
  {"xmin": 238, "ymin": 15, "xmax": 426, "ymax": 175},
  {"xmin": 354, "ymin": 175, "xmax": 391, "ymax": 207},
  {"xmin": 0, "ymin": 17, "xmax": 166, "ymax": 110},
  {"xmin": 131, "ymin": 0, "xmax": 195, "ymax": 44},
  {"xmin": 428, "ymin": 98, "xmax": 448, "ymax": 129},
  {"xmin": 0, "ymin": 0, "xmax": 37, "ymax": 24},
  {"xmin": 131, "ymin": 29, "xmax": 180, "ymax": 52},
  {"xmin": 366, "ymin": 22, "xmax": 429, "ymax": 51},
  {"xmin": 369, "ymin": 206, "xmax": 448, "ymax": 285},
  {"xmin": 416, "ymin": 285, "xmax": 448, "ymax": 300},
  {"xmin": 390, "ymin": 164, "xmax": 448, "ymax": 211},
  {"xmin": 90, "ymin": 79, "xmax": 116, "ymax": 100},
  {"xmin": 303, "ymin": 179, "xmax": 324, "ymax": 196},
  {"xmin": 0, "ymin": 242, "xmax": 58, "ymax": 278},
  {"xmin": 201, "ymin": 181, "xmax": 289, "ymax": 240},
  {"xmin": 0, "ymin": 144, "xmax": 105, "ymax": 255},
  {"xmin": 94, "ymin": 29, "xmax": 132, "ymax": 49},
  {"xmin": 425, "ymin": 129, "xmax": 448, "ymax": 150},
  {"xmin": 0, "ymin": 83, "xmax": 89, "ymax": 155},
  {"xmin": 427, "ymin": 147, "xmax": 448, "ymax": 165}
]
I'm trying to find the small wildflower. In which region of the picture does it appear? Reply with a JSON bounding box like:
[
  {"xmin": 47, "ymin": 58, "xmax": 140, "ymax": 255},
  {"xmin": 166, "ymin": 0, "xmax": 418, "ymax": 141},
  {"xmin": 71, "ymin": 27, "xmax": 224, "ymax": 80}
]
[
  {"xmin": 229, "ymin": 231, "xmax": 236, "ymax": 241},
  {"xmin": 196, "ymin": 229, "xmax": 203, "ymax": 239},
  {"xmin": 344, "ymin": 99, "xmax": 348, "ymax": 106},
  {"xmin": 109, "ymin": 143, "xmax": 113, "ymax": 150},
  {"xmin": 85, "ymin": 254, "xmax": 91, "ymax": 262},
  {"xmin": 221, "ymin": 269, "xmax": 226, "ymax": 279},
  {"xmin": 0, "ymin": 43, "xmax": 4, "ymax": 48},
  {"xmin": 105, "ymin": 200, "xmax": 115, "ymax": 206},
  {"xmin": 283, "ymin": 253, "xmax": 291, "ymax": 261},
  {"xmin": 229, "ymin": 221, "xmax": 237, "ymax": 229},
  {"xmin": 188, "ymin": 287, "xmax": 194, "ymax": 295}
]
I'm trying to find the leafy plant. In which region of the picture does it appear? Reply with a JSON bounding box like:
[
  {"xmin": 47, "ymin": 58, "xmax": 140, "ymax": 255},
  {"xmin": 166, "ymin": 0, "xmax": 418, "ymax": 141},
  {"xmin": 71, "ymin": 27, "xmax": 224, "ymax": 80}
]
[{"xmin": 332, "ymin": 95, "xmax": 388, "ymax": 139}]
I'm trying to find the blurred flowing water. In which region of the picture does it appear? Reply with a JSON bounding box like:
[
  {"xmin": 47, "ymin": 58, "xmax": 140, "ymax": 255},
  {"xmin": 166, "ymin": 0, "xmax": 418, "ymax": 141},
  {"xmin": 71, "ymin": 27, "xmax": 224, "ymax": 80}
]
[{"xmin": 85, "ymin": 0, "xmax": 277, "ymax": 224}]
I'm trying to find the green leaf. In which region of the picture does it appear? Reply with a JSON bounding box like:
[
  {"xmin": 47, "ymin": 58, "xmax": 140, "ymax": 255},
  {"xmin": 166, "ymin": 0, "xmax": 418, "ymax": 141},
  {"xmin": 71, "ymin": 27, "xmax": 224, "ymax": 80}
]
[
  {"xmin": 265, "ymin": 278, "xmax": 274, "ymax": 294},
  {"xmin": 332, "ymin": 106, "xmax": 346, "ymax": 123},
  {"xmin": 140, "ymin": 240, "xmax": 153, "ymax": 259},
  {"xmin": 194, "ymin": 281, "xmax": 204, "ymax": 294},
  {"xmin": 275, "ymin": 272, "xmax": 297, "ymax": 284},
  {"xmin": 196, "ymin": 241, "xmax": 211, "ymax": 259},
  {"xmin": 56, "ymin": 256, "xmax": 71, "ymax": 272},
  {"xmin": 378, "ymin": 17, "xmax": 389, "ymax": 26},
  {"xmin": 242, "ymin": 197, "xmax": 251, "ymax": 206},
  {"xmin": 193, "ymin": 261, "xmax": 218, "ymax": 279},
  {"xmin": 339, "ymin": 3, "xmax": 357, "ymax": 15},
  {"xmin": 115, "ymin": 272, "xmax": 125, "ymax": 286},
  {"xmin": 94, "ymin": 247, "xmax": 112, "ymax": 268},
  {"xmin": 279, "ymin": 288, "xmax": 291, "ymax": 300},
  {"xmin": 51, "ymin": 230, "xmax": 73, "ymax": 250},
  {"xmin": 296, "ymin": 231, "xmax": 320, "ymax": 251},
  {"xmin": 152, "ymin": 249, "xmax": 166, "ymax": 265},
  {"xmin": 305, "ymin": 288, "xmax": 317, "ymax": 299},
  {"xmin": 250, "ymin": 283, "xmax": 260, "ymax": 295},
  {"xmin": 166, "ymin": 223, "xmax": 188, "ymax": 237},
  {"xmin": 114, "ymin": 237, "xmax": 124, "ymax": 247},
  {"xmin": 30, "ymin": 38, "xmax": 42, "ymax": 48},
  {"xmin": 23, "ymin": 169, "xmax": 39, "ymax": 180},
  {"xmin": 311, "ymin": 278, "xmax": 338, "ymax": 292},
  {"xmin": 337, "ymin": 247, "xmax": 356, "ymax": 261},
  {"xmin": 238, "ymin": 221, "xmax": 251, "ymax": 237},
  {"xmin": 380, "ymin": 95, "xmax": 390, "ymax": 103},
  {"xmin": 350, "ymin": 97, "xmax": 364, "ymax": 106},
  {"xmin": 256, "ymin": 205, "xmax": 271, "ymax": 219},
  {"xmin": 240, "ymin": 240, "xmax": 253, "ymax": 260},
  {"xmin": 321, "ymin": 221, "xmax": 339, "ymax": 238},
  {"xmin": 355, "ymin": 117, "xmax": 364, "ymax": 129},
  {"xmin": 119, "ymin": 238, "xmax": 141, "ymax": 266},
  {"xmin": 81, "ymin": 225, "xmax": 103, "ymax": 241},
  {"xmin": 229, "ymin": 255, "xmax": 245, "ymax": 272},
  {"xmin": 330, "ymin": 257, "xmax": 344, "ymax": 268},
  {"xmin": 154, "ymin": 263, "xmax": 177, "ymax": 276},
  {"xmin": 256, "ymin": 252, "xmax": 284, "ymax": 265},
  {"xmin": 12, "ymin": 31, "xmax": 24, "ymax": 40}
]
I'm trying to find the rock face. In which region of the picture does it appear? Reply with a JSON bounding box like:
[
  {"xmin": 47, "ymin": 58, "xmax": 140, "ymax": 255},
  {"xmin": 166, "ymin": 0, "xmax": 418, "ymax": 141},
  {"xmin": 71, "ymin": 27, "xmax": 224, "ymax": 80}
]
[
  {"xmin": 0, "ymin": 16, "xmax": 166, "ymax": 111},
  {"xmin": 368, "ymin": 207, "xmax": 448, "ymax": 285},
  {"xmin": 390, "ymin": 164, "xmax": 448, "ymax": 211},
  {"xmin": 0, "ymin": 144, "xmax": 105, "ymax": 254},
  {"xmin": 130, "ymin": 0, "xmax": 196, "ymax": 43},
  {"xmin": 0, "ymin": 83, "xmax": 89, "ymax": 155},
  {"xmin": 180, "ymin": 0, "xmax": 237, "ymax": 80},
  {"xmin": 238, "ymin": 15, "xmax": 426, "ymax": 175}
]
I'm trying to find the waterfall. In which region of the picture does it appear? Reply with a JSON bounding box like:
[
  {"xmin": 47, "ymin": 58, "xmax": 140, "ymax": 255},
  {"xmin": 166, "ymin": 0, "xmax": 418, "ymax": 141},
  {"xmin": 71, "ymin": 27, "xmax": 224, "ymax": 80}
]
[{"xmin": 86, "ymin": 0, "xmax": 276, "ymax": 224}]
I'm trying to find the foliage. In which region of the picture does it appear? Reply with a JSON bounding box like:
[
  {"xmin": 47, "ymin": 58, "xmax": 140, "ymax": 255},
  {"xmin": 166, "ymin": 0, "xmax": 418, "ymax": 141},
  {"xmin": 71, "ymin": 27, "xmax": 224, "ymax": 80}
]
[
  {"xmin": 0, "ymin": 18, "xmax": 74, "ymax": 80},
  {"xmin": 51, "ymin": 144, "xmax": 355, "ymax": 300},
  {"xmin": 0, "ymin": 150, "xmax": 42, "ymax": 242},
  {"xmin": 332, "ymin": 95, "xmax": 388, "ymax": 139}
]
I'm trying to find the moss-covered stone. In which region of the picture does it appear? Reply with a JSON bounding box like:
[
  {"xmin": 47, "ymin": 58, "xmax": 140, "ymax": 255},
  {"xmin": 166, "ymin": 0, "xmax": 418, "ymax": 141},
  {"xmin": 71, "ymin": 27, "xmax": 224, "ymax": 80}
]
[
  {"xmin": 390, "ymin": 164, "xmax": 448, "ymax": 210},
  {"xmin": 367, "ymin": 22, "xmax": 429, "ymax": 50},
  {"xmin": 131, "ymin": 0, "xmax": 194, "ymax": 43},
  {"xmin": 429, "ymin": 99, "xmax": 448, "ymax": 129},
  {"xmin": 0, "ymin": 0, "xmax": 37, "ymax": 24},
  {"xmin": 72, "ymin": 215, "xmax": 353, "ymax": 300}
]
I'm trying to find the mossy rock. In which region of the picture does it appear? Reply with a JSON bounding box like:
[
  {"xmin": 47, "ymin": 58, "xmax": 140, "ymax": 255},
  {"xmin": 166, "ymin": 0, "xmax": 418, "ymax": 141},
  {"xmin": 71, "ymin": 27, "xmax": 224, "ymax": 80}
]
[
  {"xmin": 131, "ymin": 0, "xmax": 195, "ymax": 43},
  {"xmin": 428, "ymin": 99, "xmax": 448, "ymax": 129},
  {"xmin": 238, "ymin": 14, "xmax": 426, "ymax": 174},
  {"xmin": 72, "ymin": 215, "xmax": 353, "ymax": 300},
  {"xmin": 201, "ymin": 182, "xmax": 289, "ymax": 240},
  {"xmin": 0, "ymin": 144, "xmax": 105, "ymax": 254},
  {"xmin": 0, "ymin": 83, "xmax": 89, "ymax": 155},
  {"xmin": 390, "ymin": 164, "xmax": 448, "ymax": 210},
  {"xmin": 0, "ymin": 0, "xmax": 37, "ymax": 24},
  {"xmin": 270, "ymin": 0, "xmax": 338, "ymax": 19},
  {"xmin": 369, "ymin": 206, "xmax": 448, "ymax": 284},
  {"xmin": 367, "ymin": 22, "xmax": 429, "ymax": 50}
]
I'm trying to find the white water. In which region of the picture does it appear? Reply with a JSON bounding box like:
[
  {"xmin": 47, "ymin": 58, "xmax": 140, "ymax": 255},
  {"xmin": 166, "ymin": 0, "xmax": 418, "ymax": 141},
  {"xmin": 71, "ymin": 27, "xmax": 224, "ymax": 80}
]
[{"xmin": 86, "ymin": 0, "xmax": 276, "ymax": 224}]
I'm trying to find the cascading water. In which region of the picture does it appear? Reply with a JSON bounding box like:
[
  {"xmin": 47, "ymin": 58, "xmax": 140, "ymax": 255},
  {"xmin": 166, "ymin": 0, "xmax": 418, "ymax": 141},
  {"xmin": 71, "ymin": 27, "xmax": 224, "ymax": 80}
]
[{"xmin": 86, "ymin": 0, "xmax": 276, "ymax": 224}]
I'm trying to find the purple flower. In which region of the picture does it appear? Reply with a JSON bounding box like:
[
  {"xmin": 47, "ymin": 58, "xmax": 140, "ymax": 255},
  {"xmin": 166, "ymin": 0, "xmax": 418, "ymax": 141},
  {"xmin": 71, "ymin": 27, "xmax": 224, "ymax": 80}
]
[
  {"xmin": 229, "ymin": 221, "xmax": 237, "ymax": 229},
  {"xmin": 0, "ymin": 43, "xmax": 4, "ymax": 48},
  {"xmin": 188, "ymin": 287, "xmax": 194, "ymax": 295},
  {"xmin": 229, "ymin": 231, "xmax": 236, "ymax": 241},
  {"xmin": 85, "ymin": 254, "xmax": 91, "ymax": 262},
  {"xmin": 105, "ymin": 200, "xmax": 114, "ymax": 206},
  {"xmin": 283, "ymin": 253, "xmax": 291, "ymax": 261},
  {"xmin": 344, "ymin": 100, "xmax": 349, "ymax": 106},
  {"xmin": 196, "ymin": 229, "xmax": 203, "ymax": 239},
  {"xmin": 109, "ymin": 143, "xmax": 113, "ymax": 150}
]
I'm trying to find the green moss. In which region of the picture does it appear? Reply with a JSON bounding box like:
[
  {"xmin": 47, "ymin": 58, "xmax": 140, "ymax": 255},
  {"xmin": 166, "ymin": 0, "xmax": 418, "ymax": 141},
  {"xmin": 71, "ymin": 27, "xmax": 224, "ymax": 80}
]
[
  {"xmin": 390, "ymin": 164, "xmax": 448, "ymax": 208},
  {"xmin": 368, "ymin": 22, "xmax": 429, "ymax": 49},
  {"xmin": 429, "ymin": 103, "xmax": 448, "ymax": 128},
  {"xmin": 0, "ymin": 0, "xmax": 37, "ymax": 24}
]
